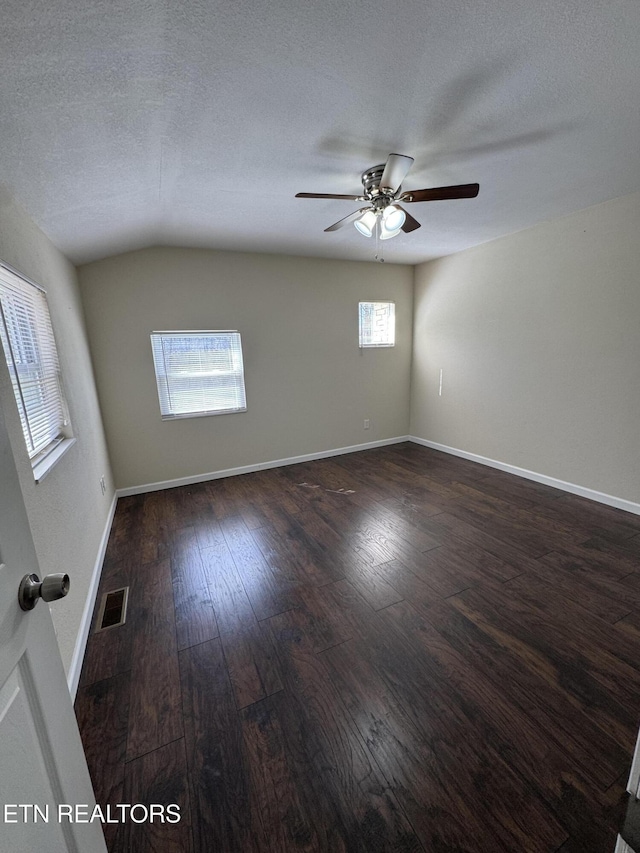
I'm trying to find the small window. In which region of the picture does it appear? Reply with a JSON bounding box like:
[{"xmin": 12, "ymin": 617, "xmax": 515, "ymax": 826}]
[
  {"xmin": 359, "ymin": 301, "xmax": 395, "ymax": 348},
  {"xmin": 150, "ymin": 331, "xmax": 247, "ymax": 420},
  {"xmin": 0, "ymin": 263, "xmax": 72, "ymax": 474}
]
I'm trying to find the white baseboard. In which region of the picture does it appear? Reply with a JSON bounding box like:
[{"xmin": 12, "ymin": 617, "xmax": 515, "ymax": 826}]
[
  {"xmin": 409, "ymin": 436, "xmax": 640, "ymax": 516},
  {"xmin": 116, "ymin": 436, "xmax": 411, "ymax": 497},
  {"xmin": 67, "ymin": 491, "xmax": 118, "ymax": 700}
]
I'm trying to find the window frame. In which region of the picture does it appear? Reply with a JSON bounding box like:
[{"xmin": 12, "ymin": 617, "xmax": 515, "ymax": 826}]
[
  {"xmin": 150, "ymin": 330, "xmax": 247, "ymax": 421},
  {"xmin": 0, "ymin": 261, "xmax": 74, "ymax": 482},
  {"xmin": 358, "ymin": 301, "xmax": 396, "ymax": 348}
]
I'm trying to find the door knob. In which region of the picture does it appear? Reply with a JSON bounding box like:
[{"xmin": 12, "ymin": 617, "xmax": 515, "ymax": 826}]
[{"xmin": 18, "ymin": 573, "xmax": 70, "ymax": 611}]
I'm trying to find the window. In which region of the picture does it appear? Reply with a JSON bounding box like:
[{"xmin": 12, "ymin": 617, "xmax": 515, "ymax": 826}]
[
  {"xmin": 0, "ymin": 262, "xmax": 72, "ymax": 479},
  {"xmin": 150, "ymin": 331, "xmax": 247, "ymax": 419},
  {"xmin": 359, "ymin": 301, "xmax": 395, "ymax": 347}
]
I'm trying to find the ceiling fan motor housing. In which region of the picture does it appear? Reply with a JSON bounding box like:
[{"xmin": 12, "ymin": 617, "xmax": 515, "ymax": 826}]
[
  {"xmin": 361, "ymin": 165, "xmax": 400, "ymax": 209},
  {"xmin": 361, "ymin": 165, "xmax": 391, "ymax": 193}
]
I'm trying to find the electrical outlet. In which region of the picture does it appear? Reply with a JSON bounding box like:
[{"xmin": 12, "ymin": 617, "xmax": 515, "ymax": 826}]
[
  {"xmin": 100, "ymin": 476, "xmax": 106, "ymax": 495},
  {"xmin": 364, "ymin": 419, "xmax": 370, "ymax": 430}
]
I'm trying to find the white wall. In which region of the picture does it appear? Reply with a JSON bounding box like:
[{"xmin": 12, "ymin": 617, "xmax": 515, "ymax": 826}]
[
  {"xmin": 0, "ymin": 191, "xmax": 114, "ymax": 676},
  {"xmin": 78, "ymin": 247, "xmax": 413, "ymax": 490},
  {"xmin": 410, "ymin": 190, "xmax": 640, "ymax": 505}
]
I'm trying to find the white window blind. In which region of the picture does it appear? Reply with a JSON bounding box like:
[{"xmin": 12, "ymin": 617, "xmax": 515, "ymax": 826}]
[
  {"xmin": 150, "ymin": 331, "xmax": 247, "ymax": 419},
  {"xmin": 0, "ymin": 263, "xmax": 70, "ymax": 464},
  {"xmin": 359, "ymin": 301, "xmax": 395, "ymax": 347}
]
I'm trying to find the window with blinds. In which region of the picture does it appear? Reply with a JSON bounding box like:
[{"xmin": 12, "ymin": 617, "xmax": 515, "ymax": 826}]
[
  {"xmin": 0, "ymin": 263, "xmax": 71, "ymax": 467},
  {"xmin": 150, "ymin": 331, "xmax": 247, "ymax": 419},
  {"xmin": 359, "ymin": 301, "xmax": 395, "ymax": 347}
]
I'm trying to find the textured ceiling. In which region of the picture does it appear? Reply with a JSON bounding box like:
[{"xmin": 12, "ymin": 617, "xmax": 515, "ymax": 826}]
[{"xmin": 1, "ymin": 0, "xmax": 640, "ymax": 265}]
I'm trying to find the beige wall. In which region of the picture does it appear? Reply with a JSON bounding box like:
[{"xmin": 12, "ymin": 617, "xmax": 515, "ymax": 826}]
[
  {"xmin": 410, "ymin": 190, "xmax": 640, "ymax": 504},
  {"xmin": 78, "ymin": 248, "xmax": 413, "ymax": 490},
  {"xmin": 0, "ymin": 192, "xmax": 114, "ymax": 676}
]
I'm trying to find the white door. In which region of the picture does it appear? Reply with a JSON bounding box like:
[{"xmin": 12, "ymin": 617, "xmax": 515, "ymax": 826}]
[{"xmin": 0, "ymin": 394, "xmax": 107, "ymax": 851}]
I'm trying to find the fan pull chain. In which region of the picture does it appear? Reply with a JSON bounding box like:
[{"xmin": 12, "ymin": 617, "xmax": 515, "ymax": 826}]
[{"xmin": 374, "ymin": 214, "xmax": 385, "ymax": 262}]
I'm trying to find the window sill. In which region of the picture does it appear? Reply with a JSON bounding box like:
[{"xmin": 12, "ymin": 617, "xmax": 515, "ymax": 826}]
[
  {"xmin": 32, "ymin": 438, "xmax": 76, "ymax": 483},
  {"xmin": 160, "ymin": 407, "xmax": 247, "ymax": 421}
]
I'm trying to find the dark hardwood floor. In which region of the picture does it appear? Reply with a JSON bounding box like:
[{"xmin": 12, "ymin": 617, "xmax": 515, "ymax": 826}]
[{"xmin": 74, "ymin": 443, "xmax": 640, "ymax": 852}]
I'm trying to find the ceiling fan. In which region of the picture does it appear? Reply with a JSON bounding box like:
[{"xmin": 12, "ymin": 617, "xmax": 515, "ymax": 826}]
[{"xmin": 296, "ymin": 153, "xmax": 479, "ymax": 240}]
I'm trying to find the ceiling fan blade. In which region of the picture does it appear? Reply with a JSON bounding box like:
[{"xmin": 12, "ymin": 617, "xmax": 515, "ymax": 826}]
[
  {"xmin": 400, "ymin": 183, "xmax": 480, "ymax": 203},
  {"xmin": 296, "ymin": 192, "xmax": 363, "ymax": 200},
  {"xmin": 379, "ymin": 153, "xmax": 414, "ymax": 194},
  {"xmin": 398, "ymin": 206, "xmax": 421, "ymax": 233},
  {"xmin": 324, "ymin": 207, "xmax": 370, "ymax": 232}
]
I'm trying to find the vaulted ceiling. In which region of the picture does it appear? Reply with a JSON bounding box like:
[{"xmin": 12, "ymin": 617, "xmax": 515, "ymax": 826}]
[{"xmin": 2, "ymin": 0, "xmax": 640, "ymax": 265}]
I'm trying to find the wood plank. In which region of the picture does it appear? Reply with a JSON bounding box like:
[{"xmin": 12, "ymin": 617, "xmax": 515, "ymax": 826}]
[
  {"xmin": 379, "ymin": 493, "xmax": 445, "ymax": 522},
  {"xmin": 100, "ymin": 495, "xmax": 144, "ymax": 572},
  {"xmin": 534, "ymin": 551, "xmax": 635, "ymax": 622},
  {"xmin": 581, "ymin": 533, "xmax": 640, "ymax": 566},
  {"xmin": 267, "ymin": 607, "xmax": 425, "ymax": 852},
  {"xmin": 340, "ymin": 558, "xmax": 405, "ymax": 611},
  {"xmin": 538, "ymin": 540, "xmax": 640, "ymax": 581},
  {"xmin": 289, "ymin": 583, "xmax": 355, "ymax": 653},
  {"xmin": 403, "ymin": 544, "xmax": 509, "ymax": 598},
  {"xmin": 200, "ymin": 541, "xmax": 260, "ymax": 634},
  {"xmin": 292, "ymin": 484, "xmax": 441, "ymax": 561},
  {"xmin": 219, "ymin": 619, "xmax": 284, "ymax": 710},
  {"xmin": 126, "ymin": 558, "xmax": 183, "ymax": 761},
  {"xmin": 138, "ymin": 490, "xmax": 172, "ymax": 564},
  {"xmin": 375, "ymin": 558, "xmax": 442, "ymax": 609},
  {"xmin": 123, "ymin": 738, "xmax": 192, "ymax": 852},
  {"xmin": 400, "ymin": 477, "xmax": 564, "ymax": 558},
  {"xmin": 179, "ymin": 638, "xmax": 257, "ymax": 853},
  {"xmin": 169, "ymin": 482, "xmax": 212, "ymax": 531},
  {"xmin": 450, "ymin": 481, "xmax": 583, "ymax": 552},
  {"xmin": 74, "ymin": 672, "xmax": 130, "ymax": 853},
  {"xmin": 223, "ymin": 472, "xmax": 274, "ymax": 530},
  {"xmin": 383, "ymin": 443, "xmax": 489, "ymax": 484},
  {"xmin": 277, "ymin": 456, "xmax": 390, "ymax": 504},
  {"xmin": 472, "ymin": 468, "xmax": 565, "ymax": 507},
  {"xmin": 420, "ymin": 510, "xmax": 541, "ymax": 574},
  {"xmin": 170, "ymin": 526, "xmax": 219, "ymax": 651},
  {"xmin": 615, "ymin": 609, "xmax": 640, "ymax": 642},
  {"xmin": 280, "ymin": 460, "xmax": 442, "ymax": 553},
  {"xmin": 199, "ymin": 538, "xmax": 285, "ymax": 709},
  {"xmin": 332, "ymin": 450, "xmax": 426, "ymax": 496},
  {"xmin": 220, "ymin": 515, "xmax": 300, "ymax": 620},
  {"xmin": 206, "ymin": 476, "xmax": 251, "ymax": 520},
  {"xmin": 250, "ymin": 505, "xmax": 343, "ymax": 586},
  {"xmin": 268, "ymin": 486, "xmax": 405, "ymax": 609},
  {"xmin": 189, "ymin": 497, "xmax": 225, "ymax": 550},
  {"xmin": 532, "ymin": 492, "xmax": 640, "ymax": 541},
  {"xmin": 239, "ymin": 692, "xmax": 322, "ymax": 852},
  {"xmin": 248, "ymin": 521, "xmax": 327, "ymax": 589},
  {"xmin": 619, "ymin": 573, "xmax": 640, "ymax": 598}
]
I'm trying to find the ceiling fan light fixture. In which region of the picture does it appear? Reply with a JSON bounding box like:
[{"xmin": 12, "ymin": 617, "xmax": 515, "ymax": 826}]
[
  {"xmin": 379, "ymin": 204, "xmax": 406, "ymax": 239},
  {"xmin": 383, "ymin": 204, "xmax": 405, "ymax": 230},
  {"xmin": 354, "ymin": 209, "xmax": 377, "ymax": 237}
]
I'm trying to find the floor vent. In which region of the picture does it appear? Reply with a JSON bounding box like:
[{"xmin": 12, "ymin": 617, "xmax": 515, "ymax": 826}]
[{"xmin": 95, "ymin": 586, "xmax": 129, "ymax": 632}]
